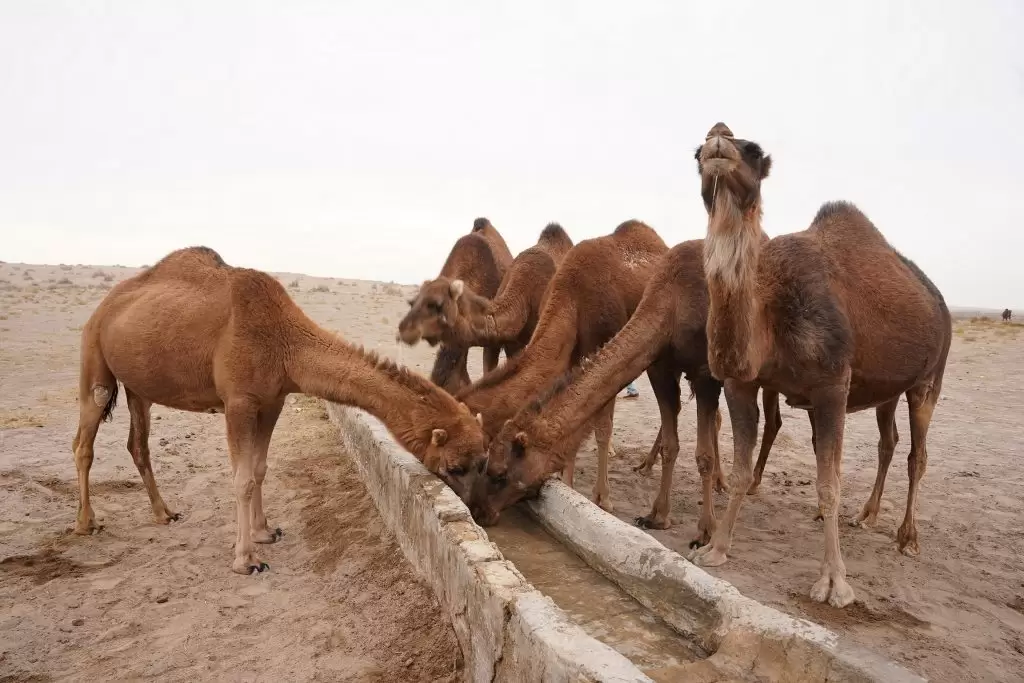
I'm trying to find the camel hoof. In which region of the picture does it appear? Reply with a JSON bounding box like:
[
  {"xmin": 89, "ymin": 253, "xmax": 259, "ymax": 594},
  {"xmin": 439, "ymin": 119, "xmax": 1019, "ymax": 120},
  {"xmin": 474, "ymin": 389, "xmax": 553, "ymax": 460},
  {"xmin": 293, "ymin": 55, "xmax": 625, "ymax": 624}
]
[
  {"xmin": 592, "ymin": 496, "xmax": 614, "ymax": 513},
  {"xmin": 632, "ymin": 464, "xmax": 653, "ymax": 476},
  {"xmin": 634, "ymin": 516, "xmax": 669, "ymax": 530},
  {"xmin": 899, "ymin": 543, "xmax": 920, "ymax": 558},
  {"xmin": 850, "ymin": 515, "xmax": 877, "ymax": 529},
  {"xmin": 746, "ymin": 483, "xmax": 760, "ymax": 495},
  {"xmin": 690, "ymin": 546, "xmax": 728, "ymax": 567}
]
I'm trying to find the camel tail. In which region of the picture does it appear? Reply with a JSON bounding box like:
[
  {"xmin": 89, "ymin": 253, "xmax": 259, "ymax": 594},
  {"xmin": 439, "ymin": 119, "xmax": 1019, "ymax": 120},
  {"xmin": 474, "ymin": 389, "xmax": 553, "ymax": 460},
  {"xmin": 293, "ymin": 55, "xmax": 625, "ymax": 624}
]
[{"xmin": 99, "ymin": 381, "xmax": 119, "ymax": 423}]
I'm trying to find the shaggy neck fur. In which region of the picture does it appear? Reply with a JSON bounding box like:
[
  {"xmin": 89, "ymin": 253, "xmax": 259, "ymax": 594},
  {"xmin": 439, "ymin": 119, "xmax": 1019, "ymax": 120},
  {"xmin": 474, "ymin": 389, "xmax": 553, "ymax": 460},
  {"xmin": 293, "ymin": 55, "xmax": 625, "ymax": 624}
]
[{"xmin": 704, "ymin": 186, "xmax": 763, "ymax": 382}]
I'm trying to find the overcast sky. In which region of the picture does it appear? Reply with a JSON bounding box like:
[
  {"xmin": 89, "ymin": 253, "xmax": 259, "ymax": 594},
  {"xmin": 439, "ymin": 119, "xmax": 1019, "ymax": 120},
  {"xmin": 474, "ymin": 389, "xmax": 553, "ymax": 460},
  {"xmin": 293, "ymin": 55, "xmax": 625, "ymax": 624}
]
[{"xmin": 2, "ymin": 1, "xmax": 1021, "ymax": 308}]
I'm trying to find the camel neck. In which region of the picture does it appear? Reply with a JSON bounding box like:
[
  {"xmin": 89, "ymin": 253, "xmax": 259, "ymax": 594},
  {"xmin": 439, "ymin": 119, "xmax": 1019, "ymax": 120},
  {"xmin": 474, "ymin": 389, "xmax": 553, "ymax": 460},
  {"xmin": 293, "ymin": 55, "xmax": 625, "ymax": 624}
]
[
  {"xmin": 458, "ymin": 298, "xmax": 578, "ymax": 432},
  {"xmin": 535, "ymin": 295, "xmax": 674, "ymax": 456},
  {"xmin": 704, "ymin": 192, "xmax": 764, "ymax": 382},
  {"xmin": 451, "ymin": 288, "xmax": 503, "ymax": 345},
  {"xmin": 286, "ymin": 324, "xmax": 447, "ymax": 459}
]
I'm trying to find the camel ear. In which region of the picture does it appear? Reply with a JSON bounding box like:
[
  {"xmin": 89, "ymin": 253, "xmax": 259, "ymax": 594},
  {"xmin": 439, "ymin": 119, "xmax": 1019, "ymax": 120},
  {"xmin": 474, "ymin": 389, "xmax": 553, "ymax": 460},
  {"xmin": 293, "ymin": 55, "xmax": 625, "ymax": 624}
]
[
  {"xmin": 450, "ymin": 279, "xmax": 464, "ymax": 300},
  {"xmin": 760, "ymin": 155, "xmax": 772, "ymax": 179},
  {"xmin": 431, "ymin": 429, "xmax": 448, "ymax": 447},
  {"xmin": 475, "ymin": 412, "xmax": 483, "ymax": 427}
]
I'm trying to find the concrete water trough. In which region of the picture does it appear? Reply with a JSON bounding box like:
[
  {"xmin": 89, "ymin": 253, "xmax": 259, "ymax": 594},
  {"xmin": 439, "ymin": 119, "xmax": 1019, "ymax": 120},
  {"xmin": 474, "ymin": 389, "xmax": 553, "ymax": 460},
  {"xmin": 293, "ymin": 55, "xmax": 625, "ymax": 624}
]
[{"xmin": 327, "ymin": 403, "xmax": 926, "ymax": 683}]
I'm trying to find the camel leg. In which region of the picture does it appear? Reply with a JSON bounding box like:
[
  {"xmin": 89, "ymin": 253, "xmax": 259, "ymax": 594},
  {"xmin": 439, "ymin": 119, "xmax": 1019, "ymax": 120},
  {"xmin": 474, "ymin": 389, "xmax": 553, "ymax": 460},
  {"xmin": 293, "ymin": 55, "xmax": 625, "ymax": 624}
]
[
  {"xmin": 897, "ymin": 385, "xmax": 937, "ymax": 556},
  {"xmin": 251, "ymin": 398, "xmax": 285, "ymax": 544},
  {"xmin": 690, "ymin": 379, "xmax": 758, "ymax": 567},
  {"xmin": 482, "ymin": 346, "xmax": 501, "ymax": 374},
  {"xmin": 851, "ymin": 398, "xmax": 899, "ymax": 528},
  {"xmin": 635, "ymin": 361, "xmax": 684, "ymax": 530},
  {"xmin": 591, "ymin": 399, "xmax": 616, "ymax": 512},
  {"xmin": 632, "ymin": 427, "xmax": 662, "ymax": 475},
  {"xmin": 72, "ymin": 351, "xmax": 117, "ymax": 535},
  {"xmin": 224, "ymin": 399, "xmax": 265, "ymax": 575},
  {"xmin": 72, "ymin": 398, "xmax": 106, "ymax": 535},
  {"xmin": 125, "ymin": 389, "xmax": 179, "ymax": 524},
  {"xmin": 711, "ymin": 407, "xmax": 728, "ymax": 493},
  {"xmin": 807, "ymin": 380, "xmax": 856, "ymax": 608},
  {"xmin": 748, "ymin": 389, "xmax": 782, "ymax": 494}
]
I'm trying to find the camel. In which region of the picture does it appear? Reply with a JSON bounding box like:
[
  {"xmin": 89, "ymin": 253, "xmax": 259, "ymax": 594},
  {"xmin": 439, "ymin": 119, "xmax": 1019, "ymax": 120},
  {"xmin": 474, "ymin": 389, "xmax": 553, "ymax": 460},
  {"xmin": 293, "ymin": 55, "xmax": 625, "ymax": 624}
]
[
  {"xmin": 1003, "ymin": 308, "xmax": 1012, "ymax": 322},
  {"xmin": 690, "ymin": 123, "xmax": 951, "ymax": 608},
  {"xmin": 455, "ymin": 220, "xmax": 669, "ymax": 514},
  {"xmin": 72, "ymin": 247, "xmax": 488, "ymax": 575},
  {"xmin": 398, "ymin": 223, "xmax": 573, "ymax": 355},
  {"xmin": 400, "ymin": 218, "xmax": 514, "ymax": 394},
  {"xmin": 472, "ymin": 239, "xmax": 785, "ymax": 546}
]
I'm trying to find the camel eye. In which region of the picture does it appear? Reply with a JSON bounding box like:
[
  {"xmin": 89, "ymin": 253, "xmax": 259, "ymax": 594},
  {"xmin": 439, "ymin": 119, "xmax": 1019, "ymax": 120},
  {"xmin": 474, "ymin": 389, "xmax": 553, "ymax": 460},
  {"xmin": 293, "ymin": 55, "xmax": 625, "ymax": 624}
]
[{"xmin": 427, "ymin": 301, "xmax": 441, "ymax": 313}]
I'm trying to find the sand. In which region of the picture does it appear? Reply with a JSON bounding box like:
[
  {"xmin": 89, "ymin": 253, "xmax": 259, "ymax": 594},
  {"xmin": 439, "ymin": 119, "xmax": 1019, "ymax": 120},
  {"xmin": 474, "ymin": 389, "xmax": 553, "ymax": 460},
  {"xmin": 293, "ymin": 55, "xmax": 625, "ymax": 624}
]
[{"xmin": 1, "ymin": 260, "xmax": 1021, "ymax": 682}]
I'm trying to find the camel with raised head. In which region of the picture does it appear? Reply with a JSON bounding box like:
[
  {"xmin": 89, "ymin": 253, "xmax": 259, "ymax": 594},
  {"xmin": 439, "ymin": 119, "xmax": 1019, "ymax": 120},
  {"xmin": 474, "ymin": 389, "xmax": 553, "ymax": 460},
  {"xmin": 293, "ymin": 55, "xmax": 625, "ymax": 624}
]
[
  {"xmin": 472, "ymin": 239, "xmax": 784, "ymax": 544},
  {"xmin": 691, "ymin": 123, "xmax": 951, "ymax": 608},
  {"xmin": 398, "ymin": 223, "xmax": 573, "ymax": 355},
  {"xmin": 73, "ymin": 247, "xmax": 487, "ymax": 575},
  {"xmin": 457, "ymin": 220, "xmax": 669, "ymax": 513},
  {"xmin": 400, "ymin": 218, "xmax": 514, "ymax": 394}
]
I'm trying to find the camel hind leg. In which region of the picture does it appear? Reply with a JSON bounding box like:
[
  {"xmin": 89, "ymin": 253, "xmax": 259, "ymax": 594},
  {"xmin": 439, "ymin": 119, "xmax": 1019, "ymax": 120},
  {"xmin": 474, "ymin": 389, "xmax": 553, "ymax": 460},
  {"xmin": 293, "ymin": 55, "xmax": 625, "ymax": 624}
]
[
  {"xmin": 72, "ymin": 356, "xmax": 117, "ymax": 535},
  {"xmin": 125, "ymin": 388, "xmax": 180, "ymax": 525},
  {"xmin": 897, "ymin": 383, "xmax": 938, "ymax": 556},
  {"xmin": 748, "ymin": 389, "xmax": 782, "ymax": 494},
  {"xmin": 851, "ymin": 397, "xmax": 899, "ymax": 529}
]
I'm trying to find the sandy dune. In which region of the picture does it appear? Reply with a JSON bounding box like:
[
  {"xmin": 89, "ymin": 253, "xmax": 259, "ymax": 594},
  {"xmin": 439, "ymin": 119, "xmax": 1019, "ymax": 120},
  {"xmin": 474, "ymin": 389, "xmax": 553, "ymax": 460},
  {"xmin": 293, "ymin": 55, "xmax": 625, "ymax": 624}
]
[{"xmin": 1, "ymin": 260, "xmax": 1021, "ymax": 682}]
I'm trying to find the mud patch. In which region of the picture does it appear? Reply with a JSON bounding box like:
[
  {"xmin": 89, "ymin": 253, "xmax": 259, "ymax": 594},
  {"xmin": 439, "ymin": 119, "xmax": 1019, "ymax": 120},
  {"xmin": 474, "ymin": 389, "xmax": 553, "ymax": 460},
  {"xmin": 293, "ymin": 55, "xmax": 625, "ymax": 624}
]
[
  {"xmin": 0, "ymin": 548, "xmax": 112, "ymax": 586},
  {"xmin": 791, "ymin": 593, "xmax": 930, "ymax": 630}
]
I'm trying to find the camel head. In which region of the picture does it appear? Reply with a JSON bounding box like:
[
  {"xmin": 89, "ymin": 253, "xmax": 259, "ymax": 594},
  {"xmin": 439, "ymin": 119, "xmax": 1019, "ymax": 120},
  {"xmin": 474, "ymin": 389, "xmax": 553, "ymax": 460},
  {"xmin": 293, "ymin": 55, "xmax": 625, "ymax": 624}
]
[
  {"xmin": 398, "ymin": 277, "xmax": 465, "ymax": 347},
  {"xmin": 695, "ymin": 122, "xmax": 772, "ymax": 214},
  {"xmin": 467, "ymin": 415, "xmax": 561, "ymax": 526},
  {"xmin": 423, "ymin": 404, "xmax": 489, "ymax": 503}
]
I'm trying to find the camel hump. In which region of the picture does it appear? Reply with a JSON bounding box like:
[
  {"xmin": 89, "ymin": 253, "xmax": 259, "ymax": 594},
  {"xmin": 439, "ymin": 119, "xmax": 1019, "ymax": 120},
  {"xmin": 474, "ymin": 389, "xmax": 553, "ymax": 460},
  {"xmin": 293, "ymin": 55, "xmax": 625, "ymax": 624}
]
[
  {"xmin": 811, "ymin": 200, "xmax": 867, "ymax": 226},
  {"xmin": 611, "ymin": 219, "xmax": 668, "ymax": 251},
  {"xmin": 149, "ymin": 246, "xmax": 227, "ymax": 271},
  {"xmin": 538, "ymin": 222, "xmax": 572, "ymax": 246}
]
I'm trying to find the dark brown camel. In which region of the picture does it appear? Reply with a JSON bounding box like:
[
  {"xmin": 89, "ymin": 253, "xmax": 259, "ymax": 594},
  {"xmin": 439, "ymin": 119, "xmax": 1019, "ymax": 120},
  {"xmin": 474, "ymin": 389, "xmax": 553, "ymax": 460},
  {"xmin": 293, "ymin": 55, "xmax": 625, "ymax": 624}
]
[
  {"xmin": 458, "ymin": 220, "xmax": 669, "ymax": 512},
  {"xmin": 1002, "ymin": 308, "xmax": 1012, "ymax": 322},
  {"xmin": 73, "ymin": 247, "xmax": 487, "ymax": 575},
  {"xmin": 691, "ymin": 123, "xmax": 951, "ymax": 608},
  {"xmin": 472, "ymin": 239, "xmax": 783, "ymax": 545},
  {"xmin": 399, "ymin": 218, "xmax": 514, "ymax": 393},
  {"xmin": 397, "ymin": 223, "xmax": 573, "ymax": 354}
]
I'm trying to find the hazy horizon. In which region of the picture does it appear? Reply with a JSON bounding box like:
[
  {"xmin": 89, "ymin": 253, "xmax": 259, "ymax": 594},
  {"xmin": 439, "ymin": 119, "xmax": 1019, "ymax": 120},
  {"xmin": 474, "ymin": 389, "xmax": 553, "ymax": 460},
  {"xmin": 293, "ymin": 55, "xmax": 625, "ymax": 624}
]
[{"xmin": 2, "ymin": 2, "xmax": 1022, "ymax": 309}]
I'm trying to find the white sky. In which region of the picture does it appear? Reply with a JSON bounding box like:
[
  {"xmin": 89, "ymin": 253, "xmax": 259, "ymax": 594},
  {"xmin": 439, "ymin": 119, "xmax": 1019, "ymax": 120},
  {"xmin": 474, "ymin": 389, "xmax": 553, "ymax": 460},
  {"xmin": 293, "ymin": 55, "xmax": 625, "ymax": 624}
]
[{"xmin": 2, "ymin": 1, "xmax": 1022, "ymax": 308}]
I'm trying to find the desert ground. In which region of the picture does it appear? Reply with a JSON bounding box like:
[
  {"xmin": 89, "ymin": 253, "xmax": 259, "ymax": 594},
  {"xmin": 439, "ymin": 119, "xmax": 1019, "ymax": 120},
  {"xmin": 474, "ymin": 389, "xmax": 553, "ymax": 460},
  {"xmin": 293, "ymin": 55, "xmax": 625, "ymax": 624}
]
[{"xmin": 1, "ymin": 261, "xmax": 1021, "ymax": 682}]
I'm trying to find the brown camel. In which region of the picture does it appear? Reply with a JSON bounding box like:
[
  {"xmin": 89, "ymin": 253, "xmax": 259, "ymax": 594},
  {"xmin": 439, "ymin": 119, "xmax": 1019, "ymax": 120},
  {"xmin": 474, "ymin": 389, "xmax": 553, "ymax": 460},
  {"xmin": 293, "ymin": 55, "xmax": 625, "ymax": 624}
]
[
  {"xmin": 1002, "ymin": 308, "xmax": 1012, "ymax": 322},
  {"xmin": 398, "ymin": 223, "xmax": 573, "ymax": 354},
  {"xmin": 73, "ymin": 247, "xmax": 487, "ymax": 575},
  {"xmin": 457, "ymin": 220, "xmax": 669, "ymax": 513},
  {"xmin": 472, "ymin": 239, "xmax": 784, "ymax": 546},
  {"xmin": 400, "ymin": 218, "xmax": 514, "ymax": 394},
  {"xmin": 691, "ymin": 123, "xmax": 951, "ymax": 608}
]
